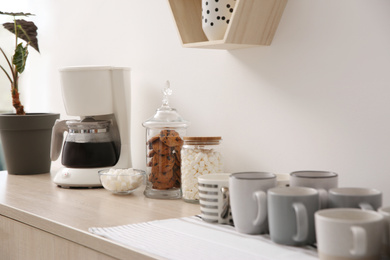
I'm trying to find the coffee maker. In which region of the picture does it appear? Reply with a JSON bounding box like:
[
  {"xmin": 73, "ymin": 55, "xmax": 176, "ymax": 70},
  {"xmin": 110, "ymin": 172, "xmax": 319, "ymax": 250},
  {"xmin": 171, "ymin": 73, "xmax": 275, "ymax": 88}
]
[{"xmin": 50, "ymin": 66, "xmax": 132, "ymax": 188}]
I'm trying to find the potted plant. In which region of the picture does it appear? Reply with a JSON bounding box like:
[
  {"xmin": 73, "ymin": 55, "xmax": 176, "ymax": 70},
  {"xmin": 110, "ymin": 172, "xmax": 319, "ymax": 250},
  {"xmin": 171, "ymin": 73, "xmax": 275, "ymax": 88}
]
[{"xmin": 0, "ymin": 11, "xmax": 59, "ymax": 175}]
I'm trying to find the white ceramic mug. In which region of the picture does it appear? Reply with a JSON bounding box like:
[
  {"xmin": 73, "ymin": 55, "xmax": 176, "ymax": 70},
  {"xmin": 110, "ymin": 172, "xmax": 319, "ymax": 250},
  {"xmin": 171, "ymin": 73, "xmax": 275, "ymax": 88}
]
[
  {"xmin": 315, "ymin": 208, "xmax": 384, "ymax": 260},
  {"xmin": 229, "ymin": 172, "xmax": 276, "ymax": 234},
  {"xmin": 198, "ymin": 173, "xmax": 232, "ymax": 225},
  {"xmin": 378, "ymin": 206, "xmax": 390, "ymax": 258},
  {"xmin": 328, "ymin": 187, "xmax": 382, "ymax": 211},
  {"xmin": 290, "ymin": 170, "xmax": 338, "ymax": 208},
  {"xmin": 268, "ymin": 187, "xmax": 319, "ymax": 246}
]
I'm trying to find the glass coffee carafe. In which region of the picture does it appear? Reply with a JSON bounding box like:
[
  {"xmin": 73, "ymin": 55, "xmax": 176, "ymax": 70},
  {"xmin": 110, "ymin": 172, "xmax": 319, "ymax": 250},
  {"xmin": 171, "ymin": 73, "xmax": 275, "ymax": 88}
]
[{"xmin": 52, "ymin": 118, "xmax": 118, "ymax": 168}]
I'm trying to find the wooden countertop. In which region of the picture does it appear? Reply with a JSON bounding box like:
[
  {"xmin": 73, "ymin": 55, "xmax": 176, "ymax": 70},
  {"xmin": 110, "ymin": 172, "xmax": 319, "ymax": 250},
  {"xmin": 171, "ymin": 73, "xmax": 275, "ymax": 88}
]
[{"xmin": 0, "ymin": 169, "xmax": 200, "ymax": 259}]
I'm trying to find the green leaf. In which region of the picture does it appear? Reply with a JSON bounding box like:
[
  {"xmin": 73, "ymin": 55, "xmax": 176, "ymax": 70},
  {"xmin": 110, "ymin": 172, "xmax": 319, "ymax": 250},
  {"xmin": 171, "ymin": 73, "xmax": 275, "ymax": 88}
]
[
  {"xmin": 3, "ymin": 19, "xmax": 40, "ymax": 52},
  {"xmin": 13, "ymin": 43, "xmax": 28, "ymax": 73}
]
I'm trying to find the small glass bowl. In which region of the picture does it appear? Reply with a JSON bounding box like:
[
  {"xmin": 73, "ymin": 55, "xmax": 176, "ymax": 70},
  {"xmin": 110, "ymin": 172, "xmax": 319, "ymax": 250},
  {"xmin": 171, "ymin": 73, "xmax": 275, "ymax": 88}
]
[{"xmin": 98, "ymin": 168, "xmax": 146, "ymax": 195}]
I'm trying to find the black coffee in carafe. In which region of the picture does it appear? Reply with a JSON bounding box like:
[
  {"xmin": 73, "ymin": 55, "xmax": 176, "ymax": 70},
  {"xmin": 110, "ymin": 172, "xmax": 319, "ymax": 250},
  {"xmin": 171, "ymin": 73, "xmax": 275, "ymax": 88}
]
[
  {"xmin": 56, "ymin": 119, "xmax": 119, "ymax": 168},
  {"xmin": 62, "ymin": 141, "xmax": 118, "ymax": 168}
]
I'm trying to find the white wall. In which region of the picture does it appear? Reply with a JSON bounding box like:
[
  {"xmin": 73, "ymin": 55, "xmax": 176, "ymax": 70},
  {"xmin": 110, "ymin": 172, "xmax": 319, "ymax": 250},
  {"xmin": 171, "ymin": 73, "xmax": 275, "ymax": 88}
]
[{"xmin": 2, "ymin": 0, "xmax": 390, "ymax": 204}]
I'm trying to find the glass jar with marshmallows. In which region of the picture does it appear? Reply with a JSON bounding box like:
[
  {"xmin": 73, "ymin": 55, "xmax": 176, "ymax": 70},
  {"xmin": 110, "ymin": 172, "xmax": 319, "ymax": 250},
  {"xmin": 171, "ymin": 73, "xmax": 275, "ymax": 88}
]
[{"xmin": 181, "ymin": 137, "xmax": 223, "ymax": 203}]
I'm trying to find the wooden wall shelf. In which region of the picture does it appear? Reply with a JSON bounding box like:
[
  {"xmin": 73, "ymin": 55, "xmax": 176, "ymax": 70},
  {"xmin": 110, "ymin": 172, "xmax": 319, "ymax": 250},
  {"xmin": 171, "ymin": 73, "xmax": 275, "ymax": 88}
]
[{"xmin": 168, "ymin": 0, "xmax": 288, "ymax": 50}]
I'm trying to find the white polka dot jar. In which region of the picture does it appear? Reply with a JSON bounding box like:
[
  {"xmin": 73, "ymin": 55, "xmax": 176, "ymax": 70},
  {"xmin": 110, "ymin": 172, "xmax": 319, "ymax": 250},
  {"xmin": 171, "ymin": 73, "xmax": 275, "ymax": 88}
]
[
  {"xmin": 181, "ymin": 137, "xmax": 223, "ymax": 203},
  {"xmin": 202, "ymin": 0, "xmax": 236, "ymax": 41}
]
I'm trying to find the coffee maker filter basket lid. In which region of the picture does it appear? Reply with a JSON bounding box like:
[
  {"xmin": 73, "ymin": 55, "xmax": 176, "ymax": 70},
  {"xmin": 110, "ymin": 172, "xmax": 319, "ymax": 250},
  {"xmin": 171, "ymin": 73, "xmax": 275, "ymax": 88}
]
[{"xmin": 59, "ymin": 66, "xmax": 130, "ymax": 116}]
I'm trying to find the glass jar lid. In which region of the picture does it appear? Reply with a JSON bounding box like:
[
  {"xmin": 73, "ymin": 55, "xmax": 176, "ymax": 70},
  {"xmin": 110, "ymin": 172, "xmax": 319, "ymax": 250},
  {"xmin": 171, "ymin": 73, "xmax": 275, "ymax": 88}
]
[{"xmin": 142, "ymin": 81, "xmax": 189, "ymax": 129}]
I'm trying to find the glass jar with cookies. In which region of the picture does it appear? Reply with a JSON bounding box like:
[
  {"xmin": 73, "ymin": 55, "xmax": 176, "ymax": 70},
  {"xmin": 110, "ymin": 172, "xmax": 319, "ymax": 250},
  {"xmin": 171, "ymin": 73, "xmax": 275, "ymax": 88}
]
[{"xmin": 142, "ymin": 81, "xmax": 189, "ymax": 199}]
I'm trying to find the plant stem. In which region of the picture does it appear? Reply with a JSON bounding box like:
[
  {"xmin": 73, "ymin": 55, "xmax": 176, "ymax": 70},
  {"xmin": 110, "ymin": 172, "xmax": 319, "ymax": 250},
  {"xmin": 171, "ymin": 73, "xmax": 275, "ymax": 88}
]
[
  {"xmin": 0, "ymin": 47, "xmax": 15, "ymax": 81},
  {"xmin": 0, "ymin": 65, "xmax": 12, "ymax": 83},
  {"xmin": 11, "ymin": 83, "xmax": 25, "ymax": 115},
  {"xmin": 13, "ymin": 15, "xmax": 19, "ymax": 91},
  {"xmin": 13, "ymin": 16, "xmax": 18, "ymax": 49}
]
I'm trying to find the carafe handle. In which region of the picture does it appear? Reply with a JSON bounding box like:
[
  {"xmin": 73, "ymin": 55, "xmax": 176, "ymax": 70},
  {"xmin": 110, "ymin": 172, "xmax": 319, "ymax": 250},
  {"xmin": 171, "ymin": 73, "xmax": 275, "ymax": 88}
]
[{"xmin": 50, "ymin": 120, "xmax": 68, "ymax": 161}]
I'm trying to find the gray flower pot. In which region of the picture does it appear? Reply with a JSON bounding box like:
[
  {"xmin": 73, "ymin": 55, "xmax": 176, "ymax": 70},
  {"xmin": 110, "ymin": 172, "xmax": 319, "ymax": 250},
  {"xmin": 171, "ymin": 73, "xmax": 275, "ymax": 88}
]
[{"xmin": 0, "ymin": 113, "xmax": 60, "ymax": 175}]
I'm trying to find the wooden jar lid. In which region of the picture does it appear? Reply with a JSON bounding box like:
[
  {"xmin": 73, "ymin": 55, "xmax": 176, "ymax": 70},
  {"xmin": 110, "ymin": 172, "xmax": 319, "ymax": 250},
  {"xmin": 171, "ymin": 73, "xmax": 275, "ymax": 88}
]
[{"xmin": 183, "ymin": 137, "xmax": 222, "ymax": 144}]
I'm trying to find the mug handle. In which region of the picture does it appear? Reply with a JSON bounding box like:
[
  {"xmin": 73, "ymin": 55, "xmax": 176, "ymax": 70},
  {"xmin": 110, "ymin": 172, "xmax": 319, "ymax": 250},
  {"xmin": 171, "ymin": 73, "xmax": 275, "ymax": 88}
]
[
  {"xmin": 318, "ymin": 188, "xmax": 328, "ymax": 209},
  {"xmin": 253, "ymin": 191, "xmax": 267, "ymax": 226},
  {"xmin": 359, "ymin": 202, "xmax": 374, "ymax": 211},
  {"xmin": 350, "ymin": 226, "xmax": 367, "ymax": 256},
  {"xmin": 220, "ymin": 187, "xmax": 230, "ymax": 220},
  {"xmin": 292, "ymin": 202, "xmax": 308, "ymax": 242}
]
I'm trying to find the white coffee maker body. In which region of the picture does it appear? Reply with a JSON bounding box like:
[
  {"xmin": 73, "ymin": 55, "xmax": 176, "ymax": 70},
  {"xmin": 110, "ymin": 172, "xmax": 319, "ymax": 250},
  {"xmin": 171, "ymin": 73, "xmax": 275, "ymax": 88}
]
[{"xmin": 51, "ymin": 66, "xmax": 132, "ymax": 188}]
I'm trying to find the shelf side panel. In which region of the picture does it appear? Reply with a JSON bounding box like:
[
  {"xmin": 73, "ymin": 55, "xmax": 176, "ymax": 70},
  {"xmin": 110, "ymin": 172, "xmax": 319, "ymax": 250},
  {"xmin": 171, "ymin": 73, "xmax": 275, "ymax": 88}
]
[
  {"xmin": 225, "ymin": 0, "xmax": 288, "ymax": 46},
  {"xmin": 168, "ymin": 0, "xmax": 208, "ymax": 44}
]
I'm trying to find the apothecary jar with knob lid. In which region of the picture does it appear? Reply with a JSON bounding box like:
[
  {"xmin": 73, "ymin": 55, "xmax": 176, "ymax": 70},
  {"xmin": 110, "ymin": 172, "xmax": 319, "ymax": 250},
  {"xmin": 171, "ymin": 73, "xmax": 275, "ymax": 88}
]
[{"xmin": 142, "ymin": 81, "xmax": 190, "ymax": 199}]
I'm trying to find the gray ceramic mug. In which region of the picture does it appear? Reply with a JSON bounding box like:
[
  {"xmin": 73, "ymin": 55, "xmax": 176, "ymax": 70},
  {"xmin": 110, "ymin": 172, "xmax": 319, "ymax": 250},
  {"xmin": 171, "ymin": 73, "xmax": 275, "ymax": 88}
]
[
  {"xmin": 268, "ymin": 187, "xmax": 319, "ymax": 246},
  {"xmin": 229, "ymin": 172, "xmax": 276, "ymax": 234},
  {"xmin": 328, "ymin": 187, "xmax": 382, "ymax": 211},
  {"xmin": 290, "ymin": 170, "xmax": 338, "ymax": 208}
]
